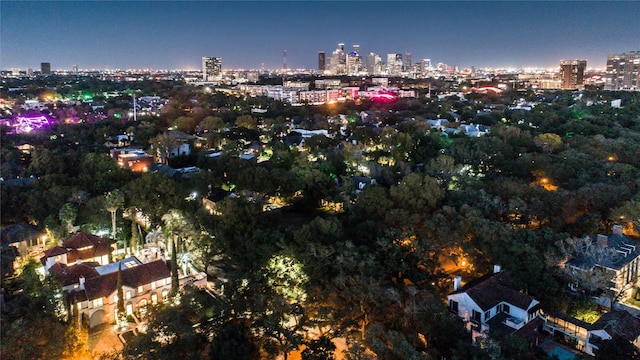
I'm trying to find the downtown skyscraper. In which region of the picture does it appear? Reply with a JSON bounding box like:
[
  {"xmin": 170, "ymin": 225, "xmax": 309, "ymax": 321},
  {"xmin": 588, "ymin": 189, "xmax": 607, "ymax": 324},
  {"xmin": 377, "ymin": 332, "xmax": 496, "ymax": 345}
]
[{"xmin": 202, "ymin": 57, "xmax": 222, "ymax": 81}]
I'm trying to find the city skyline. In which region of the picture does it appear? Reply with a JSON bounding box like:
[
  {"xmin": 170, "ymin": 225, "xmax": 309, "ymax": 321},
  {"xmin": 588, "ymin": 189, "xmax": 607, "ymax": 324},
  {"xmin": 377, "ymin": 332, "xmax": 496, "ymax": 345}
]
[{"xmin": 1, "ymin": 1, "xmax": 639, "ymax": 71}]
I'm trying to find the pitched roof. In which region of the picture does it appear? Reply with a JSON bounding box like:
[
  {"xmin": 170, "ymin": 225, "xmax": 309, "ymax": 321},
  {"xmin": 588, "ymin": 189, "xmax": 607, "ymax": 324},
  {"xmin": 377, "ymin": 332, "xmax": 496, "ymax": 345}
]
[
  {"xmin": 49, "ymin": 262, "xmax": 100, "ymax": 286},
  {"xmin": 41, "ymin": 233, "xmax": 111, "ymax": 264},
  {"xmin": 450, "ymin": 271, "xmax": 536, "ymax": 311},
  {"xmin": 62, "ymin": 232, "xmax": 105, "ymax": 249},
  {"xmin": 41, "ymin": 246, "xmax": 69, "ymax": 265},
  {"xmin": 567, "ymin": 234, "xmax": 640, "ymax": 271},
  {"xmin": 83, "ymin": 260, "xmax": 170, "ymax": 300},
  {"xmin": 594, "ymin": 311, "xmax": 640, "ymax": 341}
]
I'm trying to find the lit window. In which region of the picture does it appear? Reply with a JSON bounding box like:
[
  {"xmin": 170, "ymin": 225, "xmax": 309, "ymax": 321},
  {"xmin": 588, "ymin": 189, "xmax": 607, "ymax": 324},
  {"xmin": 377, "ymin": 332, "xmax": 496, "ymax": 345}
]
[
  {"xmin": 151, "ymin": 293, "xmax": 158, "ymax": 305},
  {"xmin": 138, "ymin": 286, "xmax": 144, "ymax": 294},
  {"xmin": 77, "ymin": 302, "xmax": 82, "ymax": 310},
  {"xmin": 151, "ymin": 281, "xmax": 156, "ymax": 290},
  {"xmin": 162, "ymin": 290, "xmax": 169, "ymax": 302},
  {"xmin": 114, "ymin": 295, "xmax": 118, "ymax": 302},
  {"xmin": 126, "ymin": 291, "xmax": 131, "ymax": 300},
  {"xmin": 93, "ymin": 298, "xmax": 103, "ymax": 307}
]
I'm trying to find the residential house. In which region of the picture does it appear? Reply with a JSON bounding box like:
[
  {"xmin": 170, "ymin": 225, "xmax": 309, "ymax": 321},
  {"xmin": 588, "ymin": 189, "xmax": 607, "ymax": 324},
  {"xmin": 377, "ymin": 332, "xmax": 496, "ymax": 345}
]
[
  {"xmin": 161, "ymin": 130, "xmax": 198, "ymax": 159},
  {"xmin": 1, "ymin": 223, "xmax": 45, "ymax": 259},
  {"xmin": 458, "ymin": 123, "xmax": 491, "ymax": 137},
  {"xmin": 425, "ymin": 119, "xmax": 449, "ymax": 131},
  {"xmin": 202, "ymin": 189, "xmax": 232, "ymax": 215},
  {"xmin": 447, "ymin": 266, "xmax": 541, "ymax": 342},
  {"xmin": 352, "ymin": 176, "xmax": 376, "ymax": 195},
  {"xmin": 543, "ymin": 309, "xmax": 640, "ymax": 356},
  {"xmin": 68, "ymin": 258, "xmax": 172, "ymax": 328},
  {"xmin": 566, "ymin": 225, "xmax": 640, "ymax": 297},
  {"xmin": 110, "ymin": 147, "xmax": 154, "ymax": 172},
  {"xmin": 41, "ymin": 232, "xmax": 111, "ymax": 271}
]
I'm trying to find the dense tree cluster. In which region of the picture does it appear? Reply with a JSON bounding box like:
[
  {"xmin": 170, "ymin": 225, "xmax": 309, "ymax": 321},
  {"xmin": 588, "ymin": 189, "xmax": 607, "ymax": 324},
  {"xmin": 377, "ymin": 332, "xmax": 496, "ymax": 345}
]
[{"xmin": 2, "ymin": 79, "xmax": 640, "ymax": 358}]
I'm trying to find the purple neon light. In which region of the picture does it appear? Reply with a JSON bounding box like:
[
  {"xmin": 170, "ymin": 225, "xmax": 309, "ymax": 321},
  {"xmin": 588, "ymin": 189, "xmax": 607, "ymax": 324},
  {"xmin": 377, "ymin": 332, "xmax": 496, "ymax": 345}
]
[{"xmin": 14, "ymin": 114, "xmax": 54, "ymax": 133}]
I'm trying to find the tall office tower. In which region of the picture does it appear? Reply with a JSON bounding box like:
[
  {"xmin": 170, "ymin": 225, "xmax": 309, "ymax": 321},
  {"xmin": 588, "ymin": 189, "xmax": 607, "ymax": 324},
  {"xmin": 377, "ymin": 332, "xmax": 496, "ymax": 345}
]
[
  {"xmin": 318, "ymin": 51, "xmax": 326, "ymax": 71},
  {"xmin": 41, "ymin": 62, "xmax": 51, "ymax": 74},
  {"xmin": 606, "ymin": 51, "xmax": 640, "ymax": 91},
  {"xmin": 346, "ymin": 45, "xmax": 362, "ymax": 74},
  {"xmin": 420, "ymin": 59, "xmax": 432, "ymax": 75},
  {"xmin": 73, "ymin": 64, "xmax": 78, "ymax": 74},
  {"xmin": 365, "ymin": 53, "xmax": 381, "ymax": 75},
  {"xmin": 559, "ymin": 59, "xmax": 587, "ymax": 90},
  {"xmin": 404, "ymin": 52, "xmax": 412, "ymax": 71},
  {"xmin": 27, "ymin": 68, "xmax": 33, "ymax": 76},
  {"xmin": 330, "ymin": 43, "xmax": 346, "ymax": 75},
  {"xmin": 202, "ymin": 57, "xmax": 222, "ymax": 81},
  {"xmin": 386, "ymin": 54, "xmax": 403, "ymax": 75}
]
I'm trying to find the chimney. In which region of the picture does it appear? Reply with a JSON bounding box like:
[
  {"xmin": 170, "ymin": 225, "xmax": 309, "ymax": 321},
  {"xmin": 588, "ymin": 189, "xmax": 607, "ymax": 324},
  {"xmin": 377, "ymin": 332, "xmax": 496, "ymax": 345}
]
[
  {"xmin": 597, "ymin": 234, "xmax": 608, "ymax": 246},
  {"xmin": 454, "ymin": 276, "xmax": 462, "ymax": 291},
  {"xmin": 494, "ymin": 264, "xmax": 502, "ymax": 273},
  {"xmin": 613, "ymin": 225, "xmax": 623, "ymax": 236}
]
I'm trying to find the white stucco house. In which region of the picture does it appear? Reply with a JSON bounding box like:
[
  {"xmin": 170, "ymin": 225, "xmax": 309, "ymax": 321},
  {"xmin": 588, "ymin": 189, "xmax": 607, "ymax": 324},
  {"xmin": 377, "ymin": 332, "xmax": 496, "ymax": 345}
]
[{"xmin": 447, "ymin": 266, "xmax": 541, "ymax": 342}]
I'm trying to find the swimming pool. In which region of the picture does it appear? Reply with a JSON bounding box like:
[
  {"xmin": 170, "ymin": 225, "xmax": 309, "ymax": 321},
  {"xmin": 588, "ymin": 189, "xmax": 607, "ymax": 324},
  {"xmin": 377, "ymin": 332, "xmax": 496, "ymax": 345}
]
[{"xmin": 547, "ymin": 345, "xmax": 578, "ymax": 360}]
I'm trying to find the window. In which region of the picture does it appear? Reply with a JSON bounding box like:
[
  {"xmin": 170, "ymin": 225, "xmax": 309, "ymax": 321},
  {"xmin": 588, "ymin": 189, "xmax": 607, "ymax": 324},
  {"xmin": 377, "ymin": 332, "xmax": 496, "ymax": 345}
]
[
  {"xmin": 151, "ymin": 281, "xmax": 156, "ymax": 290},
  {"xmin": 485, "ymin": 311, "xmax": 491, "ymax": 321},
  {"xmin": 502, "ymin": 304, "xmax": 510, "ymax": 314},
  {"xmin": 472, "ymin": 310, "xmax": 481, "ymax": 323},
  {"xmin": 138, "ymin": 286, "xmax": 144, "ymax": 294},
  {"xmin": 77, "ymin": 302, "xmax": 82, "ymax": 310},
  {"xmin": 162, "ymin": 290, "xmax": 169, "ymax": 302},
  {"xmin": 93, "ymin": 298, "xmax": 104, "ymax": 307},
  {"xmin": 114, "ymin": 295, "xmax": 118, "ymax": 302},
  {"xmin": 126, "ymin": 303, "xmax": 133, "ymax": 315},
  {"xmin": 151, "ymin": 293, "xmax": 158, "ymax": 305},
  {"xmin": 125, "ymin": 291, "xmax": 131, "ymax": 300},
  {"xmin": 448, "ymin": 300, "xmax": 458, "ymax": 314}
]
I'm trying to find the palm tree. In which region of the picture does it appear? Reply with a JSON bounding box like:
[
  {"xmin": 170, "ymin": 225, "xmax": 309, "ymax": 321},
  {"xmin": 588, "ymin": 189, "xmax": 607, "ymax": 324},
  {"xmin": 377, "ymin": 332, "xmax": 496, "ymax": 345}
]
[
  {"xmin": 145, "ymin": 227, "xmax": 166, "ymax": 250},
  {"xmin": 104, "ymin": 189, "xmax": 124, "ymax": 261}
]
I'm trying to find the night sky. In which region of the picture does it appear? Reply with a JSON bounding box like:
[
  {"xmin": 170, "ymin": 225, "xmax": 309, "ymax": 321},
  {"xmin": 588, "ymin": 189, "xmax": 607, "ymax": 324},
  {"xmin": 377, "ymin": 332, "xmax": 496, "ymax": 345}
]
[{"xmin": 1, "ymin": 1, "xmax": 638, "ymax": 71}]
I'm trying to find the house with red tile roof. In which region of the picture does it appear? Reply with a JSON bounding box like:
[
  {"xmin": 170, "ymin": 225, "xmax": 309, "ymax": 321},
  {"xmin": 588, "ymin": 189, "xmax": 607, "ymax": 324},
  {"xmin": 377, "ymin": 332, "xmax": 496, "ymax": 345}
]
[
  {"xmin": 68, "ymin": 259, "xmax": 172, "ymax": 328},
  {"xmin": 40, "ymin": 232, "xmax": 111, "ymax": 271}
]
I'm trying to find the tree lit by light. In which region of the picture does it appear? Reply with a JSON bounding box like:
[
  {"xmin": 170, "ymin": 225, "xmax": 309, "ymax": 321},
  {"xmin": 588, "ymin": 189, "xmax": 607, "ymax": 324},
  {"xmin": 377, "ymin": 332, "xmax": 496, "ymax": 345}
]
[{"xmin": 265, "ymin": 255, "xmax": 308, "ymax": 302}]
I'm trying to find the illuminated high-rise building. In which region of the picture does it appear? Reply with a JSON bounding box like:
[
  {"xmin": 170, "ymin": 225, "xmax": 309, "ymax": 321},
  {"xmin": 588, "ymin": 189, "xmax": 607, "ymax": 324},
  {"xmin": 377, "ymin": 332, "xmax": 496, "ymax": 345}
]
[
  {"xmin": 404, "ymin": 52, "xmax": 412, "ymax": 71},
  {"xmin": 366, "ymin": 53, "xmax": 381, "ymax": 75},
  {"xmin": 330, "ymin": 43, "xmax": 346, "ymax": 75},
  {"xmin": 420, "ymin": 59, "xmax": 432, "ymax": 75},
  {"xmin": 202, "ymin": 57, "xmax": 222, "ymax": 81},
  {"xmin": 41, "ymin": 62, "xmax": 51, "ymax": 74},
  {"xmin": 318, "ymin": 51, "xmax": 326, "ymax": 71},
  {"xmin": 559, "ymin": 59, "xmax": 586, "ymax": 90},
  {"xmin": 346, "ymin": 45, "xmax": 362, "ymax": 75},
  {"xmin": 606, "ymin": 51, "xmax": 640, "ymax": 91},
  {"xmin": 386, "ymin": 54, "xmax": 403, "ymax": 75}
]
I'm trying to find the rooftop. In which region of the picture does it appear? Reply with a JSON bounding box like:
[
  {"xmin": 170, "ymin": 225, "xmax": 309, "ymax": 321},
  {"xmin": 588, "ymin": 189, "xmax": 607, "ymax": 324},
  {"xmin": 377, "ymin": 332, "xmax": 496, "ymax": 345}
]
[{"xmin": 450, "ymin": 271, "xmax": 537, "ymax": 312}]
